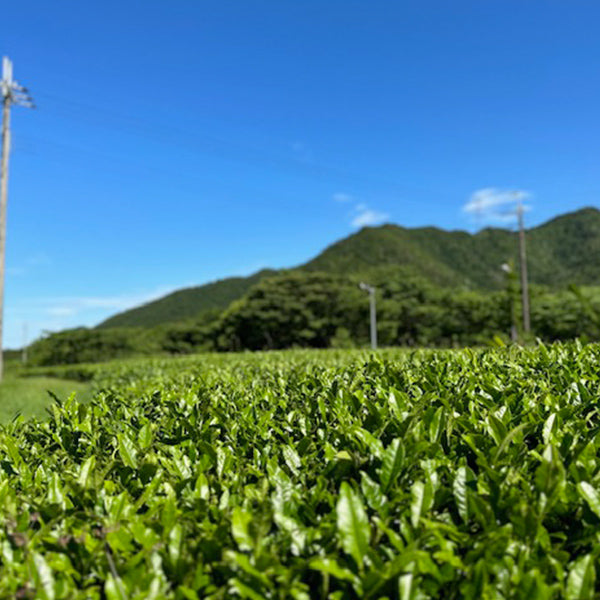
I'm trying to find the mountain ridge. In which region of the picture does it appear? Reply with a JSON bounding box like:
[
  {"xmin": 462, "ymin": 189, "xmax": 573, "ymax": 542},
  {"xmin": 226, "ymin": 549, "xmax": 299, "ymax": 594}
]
[{"xmin": 97, "ymin": 206, "xmax": 600, "ymax": 329}]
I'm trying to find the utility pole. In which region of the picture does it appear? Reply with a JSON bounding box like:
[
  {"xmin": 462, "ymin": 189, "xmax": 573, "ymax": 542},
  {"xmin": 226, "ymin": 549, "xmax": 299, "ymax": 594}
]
[
  {"xmin": 359, "ymin": 282, "xmax": 377, "ymax": 350},
  {"xmin": 516, "ymin": 196, "xmax": 530, "ymax": 335},
  {"xmin": 0, "ymin": 57, "xmax": 34, "ymax": 380}
]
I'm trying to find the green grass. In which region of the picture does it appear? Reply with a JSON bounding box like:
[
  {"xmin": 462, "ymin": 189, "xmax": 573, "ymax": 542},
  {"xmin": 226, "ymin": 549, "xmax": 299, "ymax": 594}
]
[{"xmin": 0, "ymin": 376, "xmax": 90, "ymax": 422}]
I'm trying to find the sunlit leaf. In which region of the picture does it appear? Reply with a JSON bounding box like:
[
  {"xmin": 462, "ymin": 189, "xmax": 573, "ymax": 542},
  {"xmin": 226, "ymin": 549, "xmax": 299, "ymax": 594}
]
[
  {"xmin": 231, "ymin": 507, "xmax": 253, "ymax": 552},
  {"xmin": 117, "ymin": 433, "xmax": 137, "ymax": 468},
  {"xmin": 577, "ymin": 481, "xmax": 600, "ymax": 519},
  {"xmin": 411, "ymin": 480, "xmax": 433, "ymax": 528},
  {"xmin": 337, "ymin": 481, "xmax": 369, "ymax": 567},
  {"xmin": 453, "ymin": 466, "xmax": 469, "ymax": 523},
  {"xmin": 32, "ymin": 553, "xmax": 55, "ymax": 600},
  {"xmin": 380, "ymin": 438, "xmax": 404, "ymax": 493},
  {"xmin": 566, "ymin": 554, "xmax": 595, "ymax": 600}
]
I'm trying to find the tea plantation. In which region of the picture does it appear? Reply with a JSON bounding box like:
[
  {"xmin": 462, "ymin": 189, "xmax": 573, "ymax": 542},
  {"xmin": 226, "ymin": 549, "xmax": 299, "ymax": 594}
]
[{"xmin": 1, "ymin": 344, "xmax": 600, "ymax": 598}]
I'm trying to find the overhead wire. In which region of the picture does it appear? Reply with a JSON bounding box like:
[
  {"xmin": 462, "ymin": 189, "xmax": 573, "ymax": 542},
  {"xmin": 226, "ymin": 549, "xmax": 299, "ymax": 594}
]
[{"xmin": 26, "ymin": 89, "xmax": 458, "ymax": 206}]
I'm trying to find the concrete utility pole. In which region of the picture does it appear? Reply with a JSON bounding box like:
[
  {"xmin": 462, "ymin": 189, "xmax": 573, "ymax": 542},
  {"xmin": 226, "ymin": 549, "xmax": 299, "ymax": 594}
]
[
  {"xmin": 0, "ymin": 57, "xmax": 34, "ymax": 380},
  {"xmin": 359, "ymin": 282, "xmax": 377, "ymax": 350},
  {"xmin": 516, "ymin": 196, "xmax": 531, "ymax": 334}
]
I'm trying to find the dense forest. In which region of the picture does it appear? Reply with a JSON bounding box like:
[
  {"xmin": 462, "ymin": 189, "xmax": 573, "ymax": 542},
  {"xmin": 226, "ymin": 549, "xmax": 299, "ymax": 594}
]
[{"xmin": 27, "ymin": 267, "xmax": 600, "ymax": 365}]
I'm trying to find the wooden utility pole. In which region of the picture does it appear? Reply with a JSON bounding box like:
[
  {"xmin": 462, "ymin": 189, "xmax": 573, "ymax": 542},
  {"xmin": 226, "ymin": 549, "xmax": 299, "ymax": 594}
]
[
  {"xmin": 516, "ymin": 197, "xmax": 531, "ymax": 334},
  {"xmin": 0, "ymin": 57, "xmax": 34, "ymax": 380}
]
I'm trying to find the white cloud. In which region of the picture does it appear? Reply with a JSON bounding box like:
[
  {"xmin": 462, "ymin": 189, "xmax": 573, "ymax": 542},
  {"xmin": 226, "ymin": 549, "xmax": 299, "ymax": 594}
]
[
  {"xmin": 39, "ymin": 286, "xmax": 179, "ymax": 317},
  {"xmin": 352, "ymin": 206, "xmax": 389, "ymax": 228},
  {"xmin": 333, "ymin": 192, "xmax": 352, "ymax": 203},
  {"xmin": 463, "ymin": 188, "xmax": 531, "ymax": 221},
  {"xmin": 336, "ymin": 194, "xmax": 390, "ymax": 228},
  {"xmin": 4, "ymin": 283, "xmax": 200, "ymax": 348}
]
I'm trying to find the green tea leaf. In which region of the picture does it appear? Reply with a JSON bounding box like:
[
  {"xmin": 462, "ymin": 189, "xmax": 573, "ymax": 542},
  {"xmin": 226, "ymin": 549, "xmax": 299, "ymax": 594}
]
[
  {"xmin": 309, "ymin": 557, "xmax": 359, "ymax": 584},
  {"xmin": 336, "ymin": 481, "xmax": 369, "ymax": 567},
  {"xmin": 453, "ymin": 466, "xmax": 469, "ymax": 522},
  {"xmin": 360, "ymin": 472, "xmax": 386, "ymax": 512},
  {"xmin": 535, "ymin": 444, "xmax": 565, "ymax": 498},
  {"xmin": 577, "ymin": 481, "xmax": 600, "ymax": 519},
  {"xmin": 32, "ymin": 553, "xmax": 55, "ymax": 600},
  {"xmin": 354, "ymin": 428, "xmax": 383, "ymax": 458},
  {"xmin": 138, "ymin": 423, "xmax": 153, "ymax": 449},
  {"xmin": 231, "ymin": 507, "xmax": 253, "ymax": 552},
  {"xmin": 566, "ymin": 554, "xmax": 595, "ymax": 600},
  {"xmin": 117, "ymin": 433, "xmax": 137, "ymax": 469},
  {"xmin": 543, "ymin": 413, "xmax": 558, "ymax": 445},
  {"xmin": 77, "ymin": 455, "xmax": 96, "ymax": 489},
  {"xmin": 105, "ymin": 574, "xmax": 128, "ymax": 600},
  {"xmin": 399, "ymin": 562, "xmax": 415, "ymax": 600},
  {"xmin": 428, "ymin": 407, "xmax": 444, "ymax": 443},
  {"xmin": 282, "ymin": 445, "xmax": 301, "ymax": 477},
  {"xmin": 411, "ymin": 480, "xmax": 433, "ymax": 528},
  {"xmin": 47, "ymin": 472, "xmax": 65, "ymax": 508},
  {"xmin": 2, "ymin": 436, "xmax": 22, "ymax": 468},
  {"xmin": 492, "ymin": 422, "xmax": 528, "ymax": 463},
  {"xmin": 169, "ymin": 523, "xmax": 183, "ymax": 564},
  {"xmin": 229, "ymin": 578, "xmax": 267, "ymax": 600},
  {"xmin": 380, "ymin": 438, "xmax": 404, "ymax": 493},
  {"xmin": 388, "ymin": 390, "xmax": 401, "ymax": 416}
]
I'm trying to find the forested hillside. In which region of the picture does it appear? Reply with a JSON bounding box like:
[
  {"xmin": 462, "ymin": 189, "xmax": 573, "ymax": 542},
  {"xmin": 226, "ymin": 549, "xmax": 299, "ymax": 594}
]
[
  {"xmin": 27, "ymin": 269, "xmax": 600, "ymax": 365},
  {"xmin": 26, "ymin": 207, "xmax": 600, "ymax": 365},
  {"xmin": 98, "ymin": 207, "xmax": 600, "ymax": 330},
  {"xmin": 302, "ymin": 207, "xmax": 600, "ymax": 289},
  {"xmin": 98, "ymin": 269, "xmax": 275, "ymax": 328}
]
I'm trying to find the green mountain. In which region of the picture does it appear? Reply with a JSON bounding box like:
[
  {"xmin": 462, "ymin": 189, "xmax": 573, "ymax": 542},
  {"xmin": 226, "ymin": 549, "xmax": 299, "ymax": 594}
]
[
  {"xmin": 98, "ymin": 269, "xmax": 276, "ymax": 329},
  {"xmin": 98, "ymin": 207, "xmax": 600, "ymax": 328},
  {"xmin": 302, "ymin": 207, "xmax": 600, "ymax": 289}
]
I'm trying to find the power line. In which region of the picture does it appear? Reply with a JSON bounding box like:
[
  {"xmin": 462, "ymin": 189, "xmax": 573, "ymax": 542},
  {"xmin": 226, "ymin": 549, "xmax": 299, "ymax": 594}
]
[{"xmin": 30, "ymin": 89, "xmax": 460, "ymax": 203}]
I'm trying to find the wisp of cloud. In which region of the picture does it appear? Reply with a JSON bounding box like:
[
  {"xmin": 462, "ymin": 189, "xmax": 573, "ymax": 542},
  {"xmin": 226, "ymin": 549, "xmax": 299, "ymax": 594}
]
[{"xmin": 463, "ymin": 188, "xmax": 531, "ymax": 224}]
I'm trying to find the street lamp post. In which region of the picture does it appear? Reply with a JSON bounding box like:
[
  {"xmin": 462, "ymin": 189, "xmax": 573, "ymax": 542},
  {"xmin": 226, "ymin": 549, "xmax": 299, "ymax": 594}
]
[
  {"xmin": 516, "ymin": 198, "xmax": 530, "ymax": 334},
  {"xmin": 501, "ymin": 262, "xmax": 519, "ymax": 342},
  {"xmin": 359, "ymin": 282, "xmax": 377, "ymax": 350}
]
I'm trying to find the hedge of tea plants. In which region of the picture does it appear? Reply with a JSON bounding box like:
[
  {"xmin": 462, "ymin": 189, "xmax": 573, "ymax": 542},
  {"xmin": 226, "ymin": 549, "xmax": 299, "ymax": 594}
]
[{"xmin": 1, "ymin": 344, "xmax": 600, "ymax": 598}]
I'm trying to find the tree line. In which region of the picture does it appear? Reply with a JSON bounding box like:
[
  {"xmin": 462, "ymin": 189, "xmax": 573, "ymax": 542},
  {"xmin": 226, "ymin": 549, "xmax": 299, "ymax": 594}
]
[{"xmin": 26, "ymin": 267, "xmax": 600, "ymax": 365}]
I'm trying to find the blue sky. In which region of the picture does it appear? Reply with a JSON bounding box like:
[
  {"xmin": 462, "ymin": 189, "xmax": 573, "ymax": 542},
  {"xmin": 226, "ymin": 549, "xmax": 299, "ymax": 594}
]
[{"xmin": 2, "ymin": 1, "xmax": 599, "ymax": 347}]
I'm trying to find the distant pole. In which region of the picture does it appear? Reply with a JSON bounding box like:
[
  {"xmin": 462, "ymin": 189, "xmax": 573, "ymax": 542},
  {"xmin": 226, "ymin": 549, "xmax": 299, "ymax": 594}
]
[
  {"xmin": 516, "ymin": 197, "xmax": 531, "ymax": 334},
  {"xmin": 0, "ymin": 57, "xmax": 34, "ymax": 380},
  {"xmin": 359, "ymin": 282, "xmax": 377, "ymax": 350},
  {"xmin": 501, "ymin": 262, "xmax": 519, "ymax": 342}
]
